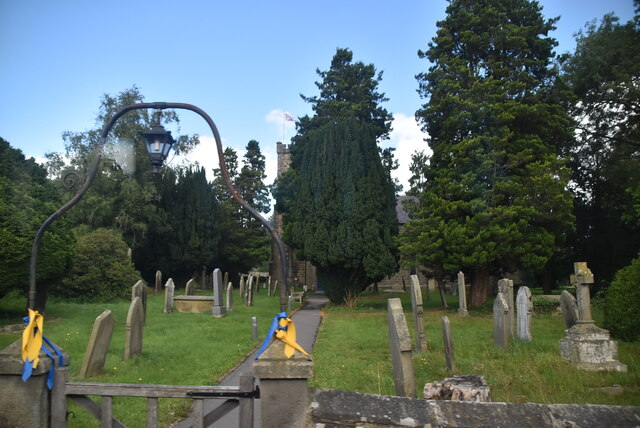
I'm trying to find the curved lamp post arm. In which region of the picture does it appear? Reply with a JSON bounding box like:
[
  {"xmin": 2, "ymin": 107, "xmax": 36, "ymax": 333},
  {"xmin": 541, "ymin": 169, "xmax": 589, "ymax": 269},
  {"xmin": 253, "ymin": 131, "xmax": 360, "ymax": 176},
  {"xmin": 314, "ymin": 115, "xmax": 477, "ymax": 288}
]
[{"xmin": 29, "ymin": 102, "xmax": 289, "ymax": 312}]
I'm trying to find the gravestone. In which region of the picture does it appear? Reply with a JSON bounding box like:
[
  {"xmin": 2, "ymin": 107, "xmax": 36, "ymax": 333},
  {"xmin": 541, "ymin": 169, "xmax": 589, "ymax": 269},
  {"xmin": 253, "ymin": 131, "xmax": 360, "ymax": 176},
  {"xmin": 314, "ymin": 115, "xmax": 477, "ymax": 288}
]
[
  {"xmin": 226, "ymin": 282, "xmax": 233, "ymax": 311},
  {"xmin": 498, "ymin": 278, "xmax": 515, "ymax": 336},
  {"xmin": 247, "ymin": 279, "xmax": 254, "ymax": 307},
  {"xmin": 212, "ymin": 268, "xmax": 226, "ymax": 317},
  {"xmin": 185, "ymin": 279, "xmax": 196, "ymax": 296},
  {"xmin": 267, "ymin": 277, "xmax": 272, "ymax": 297},
  {"xmin": 516, "ymin": 286, "xmax": 532, "ymax": 341},
  {"xmin": 131, "ymin": 280, "xmax": 147, "ymax": 323},
  {"xmin": 560, "ymin": 262, "xmax": 627, "ymax": 372},
  {"xmin": 164, "ymin": 279, "xmax": 175, "ymax": 314},
  {"xmin": 223, "ymin": 272, "xmax": 229, "ymax": 292},
  {"xmin": 441, "ymin": 316, "xmax": 456, "ymax": 372},
  {"xmin": 79, "ymin": 310, "xmax": 115, "ymax": 378},
  {"xmin": 155, "ymin": 270, "xmax": 162, "ymax": 293},
  {"xmin": 560, "ymin": 290, "xmax": 579, "ymax": 328},
  {"xmin": 387, "ymin": 298, "xmax": 416, "ymax": 397},
  {"xmin": 493, "ymin": 293, "xmax": 510, "ymax": 349},
  {"xmin": 239, "ymin": 276, "xmax": 246, "ymax": 299},
  {"xmin": 457, "ymin": 271, "xmax": 468, "ymax": 316},
  {"xmin": 124, "ymin": 297, "xmax": 144, "ymax": 360},
  {"xmin": 410, "ymin": 275, "xmax": 426, "ymax": 352}
]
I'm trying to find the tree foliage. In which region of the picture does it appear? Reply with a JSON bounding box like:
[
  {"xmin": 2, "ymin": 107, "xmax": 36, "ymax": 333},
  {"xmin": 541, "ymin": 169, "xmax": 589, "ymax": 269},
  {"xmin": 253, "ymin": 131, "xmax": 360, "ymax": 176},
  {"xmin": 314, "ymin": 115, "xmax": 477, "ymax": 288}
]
[
  {"xmin": 401, "ymin": 0, "xmax": 575, "ymax": 306},
  {"xmin": 604, "ymin": 251, "xmax": 640, "ymax": 342}
]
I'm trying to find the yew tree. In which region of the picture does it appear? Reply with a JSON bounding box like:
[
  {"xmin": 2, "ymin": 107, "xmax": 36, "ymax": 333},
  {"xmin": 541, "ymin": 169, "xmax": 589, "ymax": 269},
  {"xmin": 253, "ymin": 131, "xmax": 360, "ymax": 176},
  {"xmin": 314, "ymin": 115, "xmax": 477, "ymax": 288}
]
[{"xmin": 401, "ymin": 0, "xmax": 574, "ymax": 306}]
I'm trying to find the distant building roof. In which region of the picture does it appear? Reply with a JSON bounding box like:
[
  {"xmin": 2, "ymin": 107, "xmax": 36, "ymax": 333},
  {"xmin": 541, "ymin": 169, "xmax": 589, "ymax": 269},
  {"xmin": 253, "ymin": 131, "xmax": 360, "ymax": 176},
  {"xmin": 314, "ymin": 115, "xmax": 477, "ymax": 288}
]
[{"xmin": 396, "ymin": 195, "xmax": 418, "ymax": 224}]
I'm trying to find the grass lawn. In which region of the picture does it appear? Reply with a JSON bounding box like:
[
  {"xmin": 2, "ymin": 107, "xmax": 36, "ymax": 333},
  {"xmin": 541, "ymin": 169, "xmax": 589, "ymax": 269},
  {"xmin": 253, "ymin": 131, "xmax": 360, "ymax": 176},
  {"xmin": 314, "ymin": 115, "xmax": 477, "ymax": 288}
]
[
  {"xmin": 311, "ymin": 290, "xmax": 640, "ymax": 406},
  {"xmin": 0, "ymin": 286, "xmax": 295, "ymax": 427}
]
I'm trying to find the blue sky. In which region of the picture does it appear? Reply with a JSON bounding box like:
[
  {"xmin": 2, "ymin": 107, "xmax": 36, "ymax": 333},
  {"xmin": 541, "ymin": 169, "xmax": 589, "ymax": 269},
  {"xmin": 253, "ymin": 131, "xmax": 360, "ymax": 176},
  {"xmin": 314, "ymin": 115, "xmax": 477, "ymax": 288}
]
[{"xmin": 1, "ymin": 0, "xmax": 636, "ymax": 191}]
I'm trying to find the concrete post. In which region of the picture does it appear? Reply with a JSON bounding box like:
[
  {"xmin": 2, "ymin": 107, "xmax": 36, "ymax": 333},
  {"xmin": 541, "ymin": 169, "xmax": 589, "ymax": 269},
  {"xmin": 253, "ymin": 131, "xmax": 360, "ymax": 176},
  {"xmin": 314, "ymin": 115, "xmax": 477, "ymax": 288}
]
[{"xmin": 253, "ymin": 339, "xmax": 313, "ymax": 428}]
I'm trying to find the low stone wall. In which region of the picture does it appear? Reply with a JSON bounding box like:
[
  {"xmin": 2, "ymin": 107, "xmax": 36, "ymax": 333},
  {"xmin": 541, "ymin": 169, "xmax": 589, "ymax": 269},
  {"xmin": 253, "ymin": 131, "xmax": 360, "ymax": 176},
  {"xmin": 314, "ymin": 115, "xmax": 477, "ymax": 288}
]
[{"xmin": 309, "ymin": 388, "xmax": 640, "ymax": 427}]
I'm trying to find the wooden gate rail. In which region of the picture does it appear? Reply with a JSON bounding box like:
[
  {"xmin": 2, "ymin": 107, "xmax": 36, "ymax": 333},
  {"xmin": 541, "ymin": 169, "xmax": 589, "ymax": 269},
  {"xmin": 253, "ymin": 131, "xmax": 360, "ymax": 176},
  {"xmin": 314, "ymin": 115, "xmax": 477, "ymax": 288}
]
[{"xmin": 57, "ymin": 374, "xmax": 256, "ymax": 428}]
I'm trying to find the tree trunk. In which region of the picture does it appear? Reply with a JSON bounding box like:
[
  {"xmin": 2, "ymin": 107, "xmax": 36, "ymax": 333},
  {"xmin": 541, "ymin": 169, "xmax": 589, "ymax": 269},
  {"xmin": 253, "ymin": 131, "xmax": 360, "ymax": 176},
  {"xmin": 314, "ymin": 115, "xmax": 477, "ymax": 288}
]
[
  {"xmin": 469, "ymin": 267, "xmax": 491, "ymax": 307},
  {"xmin": 541, "ymin": 266, "xmax": 554, "ymax": 295}
]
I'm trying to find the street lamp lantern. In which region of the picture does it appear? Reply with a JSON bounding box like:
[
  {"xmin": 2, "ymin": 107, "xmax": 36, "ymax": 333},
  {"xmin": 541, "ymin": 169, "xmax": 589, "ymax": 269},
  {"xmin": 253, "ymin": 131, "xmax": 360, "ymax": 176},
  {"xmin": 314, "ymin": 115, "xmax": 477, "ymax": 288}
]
[{"xmin": 140, "ymin": 117, "xmax": 175, "ymax": 173}]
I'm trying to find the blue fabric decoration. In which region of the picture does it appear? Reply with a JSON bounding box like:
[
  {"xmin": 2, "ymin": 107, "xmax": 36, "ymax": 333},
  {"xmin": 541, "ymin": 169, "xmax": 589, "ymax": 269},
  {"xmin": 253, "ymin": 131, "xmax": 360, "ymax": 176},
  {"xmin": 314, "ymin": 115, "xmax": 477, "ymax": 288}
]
[{"xmin": 255, "ymin": 312, "xmax": 288, "ymax": 359}]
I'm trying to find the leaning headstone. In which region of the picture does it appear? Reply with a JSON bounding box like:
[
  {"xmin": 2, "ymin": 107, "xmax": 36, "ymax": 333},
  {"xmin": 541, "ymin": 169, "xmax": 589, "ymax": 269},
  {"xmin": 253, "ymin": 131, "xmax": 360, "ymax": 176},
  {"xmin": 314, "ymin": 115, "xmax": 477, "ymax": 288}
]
[
  {"xmin": 79, "ymin": 310, "xmax": 115, "ymax": 378},
  {"xmin": 493, "ymin": 293, "xmax": 510, "ymax": 349},
  {"xmin": 498, "ymin": 278, "xmax": 515, "ymax": 336},
  {"xmin": 124, "ymin": 297, "xmax": 144, "ymax": 360},
  {"xmin": 239, "ymin": 276, "xmax": 246, "ymax": 299},
  {"xmin": 155, "ymin": 270, "xmax": 162, "ymax": 293},
  {"xmin": 559, "ymin": 290, "xmax": 579, "ymax": 328},
  {"xmin": 387, "ymin": 298, "xmax": 416, "ymax": 397},
  {"xmin": 164, "ymin": 278, "xmax": 175, "ymax": 314},
  {"xmin": 223, "ymin": 272, "xmax": 229, "ymax": 292},
  {"xmin": 212, "ymin": 268, "xmax": 226, "ymax": 317},
  {"xmin": 516, "ymin": 286, "xmax": 532, "ymax": 341},
  {"xmin": 410, "ymin": 275, "xmax": 426, "ymax": 352},
  {"xmin": 247, "ymin": 280, "xmax": 254, "ymax": 307},
  {"xmin": 424, "ymin": 375, "xmax": 491, "ymax": 402},
  {"xmin": 457, "ymin": 271, "xmax": 468, "ymax": 316},
  {"xmin": 226, "ymin": 282, "xmax": 233, "ymax": 311},
  {"xmin": 441, "ymin": 316, "xmax": 456, "ymax": 372},
  {"xmin": 185, "ymin": 279, "xmax": 196, "ymax": 296},
  {"xmin": 560, "ymin": 262, "xmax": 627, "ymax": 372}
]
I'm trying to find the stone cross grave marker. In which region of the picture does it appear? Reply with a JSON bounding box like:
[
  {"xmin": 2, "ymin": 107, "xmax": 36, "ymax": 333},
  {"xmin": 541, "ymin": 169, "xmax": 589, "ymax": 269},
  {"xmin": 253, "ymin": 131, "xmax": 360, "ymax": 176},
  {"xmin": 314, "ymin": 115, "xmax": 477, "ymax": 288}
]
[
  {"xmin": 164, "ymin": 278, "xmax": 175, "ymax": 314},
  {"xmin": 560, "ymin": 290, "xmax": 579, "ymax": 329},
  {"xmin": 457, "ymin": 271, "xmax": 468, "ymax": 316},
  {"xmin": 387, "ymin": 298, "xmax": 416, "ymax": 397},
  {"xmin": 79, "ymin": 310, "xmax": 115, "ymax": 378},
  {"xmin": 493, "ymin": 293, "xmax": 510, "ymax": 349},
  {"xmin": 124, "ymin": 297, "xmax": 144, "ymax": 360},
  {"xmin": 572, "ymin": 262, "xmax": 595, "ymax": 322},
  {"xmin": 155, "ymin": 270, "xmax": 162, "ymax": 293},
  {"xmin": 131, "ymin": 280, "xmax": 147, "ymax": 324},
  {"xmin": 410, "ymin": 274, "xmax": 426, "ymax": 352},
  {"xmin": 516, "ymin": 286, "xmax": 532, "ymax": 341},
  {"xmin": 441, "ymin": 316, "xmax": 456, "ymax": 372},
  {"xmin": 226, "ymin": 282, "xmax": 233, "ymax": 311},
  {"xmin": 212, "ymin": 268, "xmax": 226, "ymax": 317},
  {"xmin": 498, "ymin": 278, "xmax": 514, "ymax": 336},
  {"xmin": 185, "ymin": 279, "xmax": 196, "ymax": 296}
]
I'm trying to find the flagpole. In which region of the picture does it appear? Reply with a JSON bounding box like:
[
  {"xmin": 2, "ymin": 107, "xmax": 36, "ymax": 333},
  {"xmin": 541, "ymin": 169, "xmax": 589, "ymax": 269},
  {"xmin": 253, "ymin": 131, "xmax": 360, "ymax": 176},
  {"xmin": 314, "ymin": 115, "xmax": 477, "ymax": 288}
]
[{"xmin": 282, "ymin": 110, "xmax": 285, "ymax": 143}]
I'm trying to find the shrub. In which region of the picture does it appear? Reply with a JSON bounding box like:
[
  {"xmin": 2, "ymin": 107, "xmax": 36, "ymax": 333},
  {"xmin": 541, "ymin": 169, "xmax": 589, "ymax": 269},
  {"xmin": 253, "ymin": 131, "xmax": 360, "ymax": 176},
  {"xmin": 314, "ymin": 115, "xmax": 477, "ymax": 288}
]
[
  {"xmin": 53, "ymin": 228, "xmax": 140, "ymax": 302},
  {"xmin": 532, "ymin": 296, "xmax": 558, "ymax": 315},
  {"xmin": 604, "ymin": 252, "xmax": 640, "ymax": 342}
]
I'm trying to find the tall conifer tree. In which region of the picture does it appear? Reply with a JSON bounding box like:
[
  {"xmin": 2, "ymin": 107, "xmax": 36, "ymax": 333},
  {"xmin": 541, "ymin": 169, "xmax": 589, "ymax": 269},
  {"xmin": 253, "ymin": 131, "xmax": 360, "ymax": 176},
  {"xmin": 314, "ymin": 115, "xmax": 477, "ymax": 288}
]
[{"xmin": 401, "ymin": 0, "xmax": 574, "ymax": 305}]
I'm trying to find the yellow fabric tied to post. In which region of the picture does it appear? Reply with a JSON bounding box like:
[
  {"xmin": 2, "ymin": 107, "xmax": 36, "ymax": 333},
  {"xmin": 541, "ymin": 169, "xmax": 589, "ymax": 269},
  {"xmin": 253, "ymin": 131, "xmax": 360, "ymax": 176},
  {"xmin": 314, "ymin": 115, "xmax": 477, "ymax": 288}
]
[
  {"xmin": 255, "ymin": 312, "xmax": 309, "ymax": 359},
  {"xmin": 22, "ymin": 309, "xmax": 43, "ymax": 369}
]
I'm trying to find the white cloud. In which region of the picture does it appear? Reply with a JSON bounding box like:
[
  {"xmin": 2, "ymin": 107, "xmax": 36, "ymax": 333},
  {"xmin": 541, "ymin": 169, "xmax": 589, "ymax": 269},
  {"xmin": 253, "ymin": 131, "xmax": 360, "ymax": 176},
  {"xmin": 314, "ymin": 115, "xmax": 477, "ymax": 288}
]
[
  {"xmin": 385, "ymin": 113, "xmax": 430, "ymax": 193},
  {"xmin": 265, "ymin": 108, "xmax": 297, "ymax": 142},
  {"xmin": 173, "ymin": 135, "xmax": 223, "ymax": 181}
]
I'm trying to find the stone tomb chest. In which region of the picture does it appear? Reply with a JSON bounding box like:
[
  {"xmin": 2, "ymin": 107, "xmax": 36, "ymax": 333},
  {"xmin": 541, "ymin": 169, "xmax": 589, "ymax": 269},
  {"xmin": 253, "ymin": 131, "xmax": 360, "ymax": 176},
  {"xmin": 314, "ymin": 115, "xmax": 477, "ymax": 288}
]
[{"xmin": 173, "ymin": 295, "xmax": 214, "ymax": 313}]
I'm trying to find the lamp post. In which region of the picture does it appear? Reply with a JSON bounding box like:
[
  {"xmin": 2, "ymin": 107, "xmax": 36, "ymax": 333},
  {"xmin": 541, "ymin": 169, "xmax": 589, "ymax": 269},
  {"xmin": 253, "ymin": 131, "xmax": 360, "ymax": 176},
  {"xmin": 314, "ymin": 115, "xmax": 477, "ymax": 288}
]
[{"xmin": 29, "ymin": 102, "xmax": 289, "ymax": 312}]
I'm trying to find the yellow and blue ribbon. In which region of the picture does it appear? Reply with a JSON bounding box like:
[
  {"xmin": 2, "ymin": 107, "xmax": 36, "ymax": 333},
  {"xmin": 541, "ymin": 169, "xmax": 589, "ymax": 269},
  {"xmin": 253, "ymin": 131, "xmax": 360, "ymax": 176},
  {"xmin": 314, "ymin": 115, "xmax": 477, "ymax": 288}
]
[
  {"xmin": 21, "ymin": 310, "xmax": 64, "ymax": 389},
  {"xmin": 255, "ymin": 312, "xmax": 309, "ymax": 359}
]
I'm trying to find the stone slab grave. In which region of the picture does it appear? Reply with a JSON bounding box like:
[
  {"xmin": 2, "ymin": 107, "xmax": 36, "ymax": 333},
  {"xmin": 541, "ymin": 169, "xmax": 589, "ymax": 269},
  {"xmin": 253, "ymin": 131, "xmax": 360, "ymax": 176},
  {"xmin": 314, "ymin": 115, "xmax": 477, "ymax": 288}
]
[
  {"xmin": 560, "ymin": 290, "xmax": 579, "ymax": 328},
  {"xmin": 387, "ymin": 298, "xmax": 416, "ymax": 397},
  {"xmin": 212, "ymin": 268, "xmax": 226, "ymax": 317},
  {"xmin": 457, "ymin": 271, "xmax": 468, "ymax": 316},
  {"xmin": 79, "ymin": 310, "xmax": 115, "ymax": 378},
  {"xmin": 163, "ymin": 278, "xmax": 175, "ymax": 314},
  {"xmin": 124, "ymin": 297, "xmax": 144, "ymax": 360},
  {"xmin": 493, "ymin": 292, "xmax": 510, "ymax": 349},
  {"xmin": 516, "ymin": 286, "xmax": 532, "ymax": 341},
  {"xmin": 409, "ymin": 274, "xmax": 426, "ymax": 352},
  {"xmin": 560, "ymin": 262, "xmax": 627, "ymax": 372},
  {"xmin": 424, "ymin": 375, "xmax": 491, "ymax": 402}
]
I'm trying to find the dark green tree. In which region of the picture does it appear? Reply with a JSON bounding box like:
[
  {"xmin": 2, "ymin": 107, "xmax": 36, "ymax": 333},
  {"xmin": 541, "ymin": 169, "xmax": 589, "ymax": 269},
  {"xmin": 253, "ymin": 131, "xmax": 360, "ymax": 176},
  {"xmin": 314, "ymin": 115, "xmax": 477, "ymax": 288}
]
[
  {"xmin": 401, "ymin": 0, "xmax": 575, "ymax": 306},
  {"xmin": 561, "ymin": 8, "xmax": 640, "ymax": 288},
  {"xmin": 0, "ymin": 138, "xmax": 74, "ymax": 305}
]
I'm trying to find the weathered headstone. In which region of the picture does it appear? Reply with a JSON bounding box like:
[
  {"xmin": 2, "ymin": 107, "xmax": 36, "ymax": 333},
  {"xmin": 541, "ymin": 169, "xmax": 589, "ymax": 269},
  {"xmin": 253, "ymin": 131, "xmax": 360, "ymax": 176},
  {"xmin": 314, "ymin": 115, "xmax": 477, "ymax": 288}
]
[
  {"xmin": 239, "ymin": 276, "xmax": 246, "ymax": 299},
  {"xmin": 498, "ymin": 278, "xmax": 515, "ymax": 336},
  {"xmin": 410, "ymin": 275, "xmax": 426, "ymax": 352},
  {"xmin": 226, "ymin": 282, "xmax": 233, "ymax": 311},
  {"xmin": 247, "ymin": 278, "xmax": 254, "ymax": 307},
  {"xmin": 131, "ymin": 280, "xmax": 147, "ymax": 323},
  {"xmin": 457, "ymin": 271, "xmax": 468, "ymax": 316},
  {"xmin": 559, "ymin": 290, "xmax": 579, "ymax": 328},
  {"xmin": 387, "ymin": 298, "xmax": 416, "ymax": 397},
  {"xmin": 155, "ymin": 270, "xmax": 162, "ymax": 293},
  {"xmin": 185, "ymin": 279, "xmax": 196, "ymax": 296},
  {"xmin": 424, "ymin": 375, "xmax": 491, "ymax": 402},
  {"xmin": 79, "ymin": 310, "xmax": 115, "ymax": 378},
  {"xmin": 223, "ymin": 271, "xmax": 229, "ymax": 292},
  {"xmin": 560, "ymin": 262, "xmax": 627, "ymax": 372},
  {"xmin": 493, "ymin": 293, "xmax": 510, "ymax": 349},
  {"xmin": 124, "ymin": 297, "xmax": 144, "ymax": 360},
  {"xmin": 516, "ymin": 286, "xmax": 532, "ymax": 341},
  {"xmin": 212, "ymin": 268, "xmax": 227, "ymax": 317},
  {"xmin": 164, "ymin": 278, "xmax": 175, "ymax": 314},
  {"xmin": 441, "ymin": 316, "xmax": 456, "ymax": 372}
]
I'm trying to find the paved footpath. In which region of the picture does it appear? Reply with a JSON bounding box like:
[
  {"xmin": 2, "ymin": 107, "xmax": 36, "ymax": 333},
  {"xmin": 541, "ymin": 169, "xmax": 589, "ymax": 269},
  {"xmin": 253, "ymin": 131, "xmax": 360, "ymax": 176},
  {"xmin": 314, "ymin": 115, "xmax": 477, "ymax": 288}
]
[{"xmin": 172, "ymin": 292, "xmax": 328, "ymax": 428}]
